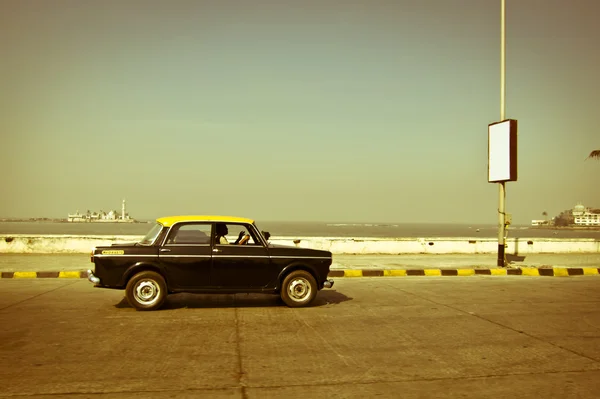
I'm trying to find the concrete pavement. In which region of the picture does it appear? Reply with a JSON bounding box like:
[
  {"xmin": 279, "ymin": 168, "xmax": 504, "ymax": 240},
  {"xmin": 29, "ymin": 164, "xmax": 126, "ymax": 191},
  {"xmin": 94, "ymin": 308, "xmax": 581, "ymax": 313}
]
[{"xmin": 1, "ymin": 278, "xmax": 599, "ymax": 397}]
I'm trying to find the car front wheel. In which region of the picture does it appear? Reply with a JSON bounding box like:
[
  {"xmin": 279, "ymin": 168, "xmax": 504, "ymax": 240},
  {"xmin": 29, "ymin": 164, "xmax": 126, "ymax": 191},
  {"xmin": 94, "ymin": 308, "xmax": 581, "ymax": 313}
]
[
  {"xmin": 125, "ymin": 271, "xmax": 167, "ymax": 311},
  {"xmin": 280, "ymin": 270, "xmax": 317, "ymax": 307}
]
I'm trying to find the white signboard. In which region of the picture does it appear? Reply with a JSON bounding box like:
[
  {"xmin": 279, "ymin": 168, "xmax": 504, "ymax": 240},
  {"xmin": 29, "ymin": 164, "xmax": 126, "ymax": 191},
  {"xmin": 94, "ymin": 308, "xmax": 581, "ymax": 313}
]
[{"xmin": 488, "ymin": 120, "xmax": 517, "ymax": 182}]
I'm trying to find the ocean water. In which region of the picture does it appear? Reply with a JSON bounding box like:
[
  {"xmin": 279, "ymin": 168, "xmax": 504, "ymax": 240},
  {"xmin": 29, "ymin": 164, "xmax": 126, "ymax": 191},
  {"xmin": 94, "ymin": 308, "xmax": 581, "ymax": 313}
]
[{"xmin": 1, "ymin": 221, "xmax": 599, "ymax": 239}]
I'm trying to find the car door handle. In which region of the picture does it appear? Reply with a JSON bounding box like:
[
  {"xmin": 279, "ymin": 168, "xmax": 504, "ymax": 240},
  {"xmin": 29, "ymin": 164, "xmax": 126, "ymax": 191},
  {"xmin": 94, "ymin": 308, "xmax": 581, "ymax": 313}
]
[
  {"xmin": 160, "ymin": 248, "xmax": 171, "ymax": 253},
  {"xmin": 212, "ymin": 248, "xmax": 221, "ymax": 253}
]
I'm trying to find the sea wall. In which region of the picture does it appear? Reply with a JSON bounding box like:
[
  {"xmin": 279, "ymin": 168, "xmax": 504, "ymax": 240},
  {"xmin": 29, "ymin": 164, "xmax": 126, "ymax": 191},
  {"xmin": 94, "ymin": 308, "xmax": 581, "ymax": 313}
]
[
  {"xmin": 0, "ymin": 235, "xmax": 141, "ymax": 254},
  {"xmin": 1, "ymin": 234, "xmax": 599, "ymax": 254}
]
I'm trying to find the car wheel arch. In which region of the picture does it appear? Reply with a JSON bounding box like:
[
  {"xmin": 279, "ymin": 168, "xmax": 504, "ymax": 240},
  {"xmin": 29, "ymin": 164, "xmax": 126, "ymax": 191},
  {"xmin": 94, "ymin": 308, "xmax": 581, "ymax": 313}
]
[
  {"xmin": 277, "ymin": 263, "xmax": 319, "ymax": 291},
  {"xmin": 122, "ymin": 262, "xmax": 168, "ymax": 288}
]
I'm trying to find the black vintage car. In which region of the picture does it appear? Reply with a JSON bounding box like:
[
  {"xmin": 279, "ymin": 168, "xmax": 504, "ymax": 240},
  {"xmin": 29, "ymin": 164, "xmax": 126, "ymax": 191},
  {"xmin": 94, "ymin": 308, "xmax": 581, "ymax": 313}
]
[{"xmin": 87, "ymin": 215, "xmax": 334, "ymax": 310}]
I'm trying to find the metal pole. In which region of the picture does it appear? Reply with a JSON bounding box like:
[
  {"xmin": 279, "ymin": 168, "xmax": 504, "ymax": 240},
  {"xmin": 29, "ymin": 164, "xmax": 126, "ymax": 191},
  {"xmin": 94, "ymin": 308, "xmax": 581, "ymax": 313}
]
[
  {"xmin": 497, "ymin": 0, "xmax": 506, "ymax": 267},
  {"xmin": 501, "ymin": 0, "xmax": 506, "ymax": 120}
]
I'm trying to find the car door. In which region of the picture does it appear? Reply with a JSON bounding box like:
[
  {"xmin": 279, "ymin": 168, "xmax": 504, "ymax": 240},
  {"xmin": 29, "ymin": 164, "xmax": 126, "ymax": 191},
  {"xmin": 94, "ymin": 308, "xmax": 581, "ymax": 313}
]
[
  {"xmin": 158, "ymin": 222, "xmax": 212, "ymax": 289},
  {"xmin": 211, "ymin": 222, "xmax": 273, "ymax": 288}
]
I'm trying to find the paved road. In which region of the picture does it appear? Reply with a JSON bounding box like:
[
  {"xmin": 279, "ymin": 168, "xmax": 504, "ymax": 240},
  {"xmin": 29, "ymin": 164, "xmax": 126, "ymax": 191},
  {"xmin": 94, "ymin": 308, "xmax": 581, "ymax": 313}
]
[
  {"xmin": 1, "ymin": 253, "xmax": 599, "ymax": 272},
  {"xmin": 1, "ymin": 277, "xmax": 599, "ymax": 398}
]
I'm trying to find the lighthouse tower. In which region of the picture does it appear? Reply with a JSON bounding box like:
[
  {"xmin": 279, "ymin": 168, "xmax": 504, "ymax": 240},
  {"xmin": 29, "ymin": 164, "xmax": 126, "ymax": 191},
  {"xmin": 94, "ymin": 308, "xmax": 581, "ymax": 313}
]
[{"xmin": 122, "ymin": 199, "xmax": 126, "ymax": 220}]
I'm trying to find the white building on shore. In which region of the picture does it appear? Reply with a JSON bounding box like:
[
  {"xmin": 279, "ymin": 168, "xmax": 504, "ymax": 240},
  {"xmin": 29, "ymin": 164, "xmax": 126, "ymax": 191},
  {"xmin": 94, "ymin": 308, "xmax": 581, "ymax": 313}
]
[
  {"xmin": 572, "ymin": 204, "xmax": 600, "ymax": 226},
  {"xmin": 67, "ymin": 199, "xmax": 135, "ymax": 223},
  {"xmin": 531, "ymin": 219, "xmax": 549, "ymax": 226}
]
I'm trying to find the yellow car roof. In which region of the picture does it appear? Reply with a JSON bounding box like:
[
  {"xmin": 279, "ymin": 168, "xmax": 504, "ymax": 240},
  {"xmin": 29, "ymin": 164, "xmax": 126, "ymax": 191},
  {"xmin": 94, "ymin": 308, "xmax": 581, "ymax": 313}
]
[{"xmin": 156, "ymin": 215, "xmax": 255, "ymax": 227}]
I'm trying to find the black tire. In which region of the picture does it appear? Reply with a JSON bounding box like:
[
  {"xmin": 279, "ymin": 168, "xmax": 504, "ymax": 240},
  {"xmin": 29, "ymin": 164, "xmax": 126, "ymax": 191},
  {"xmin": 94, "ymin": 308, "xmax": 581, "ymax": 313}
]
[
  {"xmin": 125, "ymin": 271, "xmax": 167, "ymax": 311},
  {"xmin": 280, "ymin": 270, "xmax": 317, "ymax": 308}
]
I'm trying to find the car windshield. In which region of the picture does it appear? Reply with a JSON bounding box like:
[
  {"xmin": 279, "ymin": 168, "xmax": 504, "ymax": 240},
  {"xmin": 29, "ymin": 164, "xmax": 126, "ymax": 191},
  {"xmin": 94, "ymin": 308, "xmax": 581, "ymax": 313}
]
[
  {"xmin": 253, "ymin": 223, "xmax": 269, "ymax": 244},
  {"xmin": 139, "ymin": 222, "xmax": 163, "ymax": 245}
]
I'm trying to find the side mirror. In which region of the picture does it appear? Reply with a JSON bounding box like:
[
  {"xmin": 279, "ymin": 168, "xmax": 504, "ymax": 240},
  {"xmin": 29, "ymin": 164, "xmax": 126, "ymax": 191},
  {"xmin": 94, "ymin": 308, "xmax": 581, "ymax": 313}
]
[{"xmin": 262, "ymin": 231, "xmax": 271, "ymax": 241}]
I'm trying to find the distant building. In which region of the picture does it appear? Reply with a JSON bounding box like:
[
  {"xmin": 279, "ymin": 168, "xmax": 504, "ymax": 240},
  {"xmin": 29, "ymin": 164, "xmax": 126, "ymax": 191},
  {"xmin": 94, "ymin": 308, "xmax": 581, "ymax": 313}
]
[
  {"xmin": 572, "ymin": 203, "xmax": 600, "ymax": 226},
  {"xmin": 531, "ymin": 219, "xmax": 549, "ymax": 226},
  {"xmin": 67, "ymin": 211, "xmax": 86, "ymax": 222},
  {"xmin": 67, "ymin": 199, "xmax": 134, "ymax": 223}
]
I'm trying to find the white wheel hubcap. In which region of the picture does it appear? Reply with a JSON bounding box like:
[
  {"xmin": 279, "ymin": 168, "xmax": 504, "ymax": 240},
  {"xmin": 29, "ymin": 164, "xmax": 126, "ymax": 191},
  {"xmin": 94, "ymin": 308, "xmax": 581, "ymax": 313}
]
[
  {"xmin": 134, "ymin": 280, "xmax": 160, "ymax": 305},
  {"xmin": 288, "ymin": 277, "xmax": 311, "ymax": 302}
]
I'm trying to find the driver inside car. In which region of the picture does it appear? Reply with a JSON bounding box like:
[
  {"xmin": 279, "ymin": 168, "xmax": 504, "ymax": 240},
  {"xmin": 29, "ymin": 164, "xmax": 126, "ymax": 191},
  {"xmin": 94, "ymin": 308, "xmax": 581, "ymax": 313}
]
[{"xmin": 215, "ymin": 223, "xmax": 250, "ymax": 245}]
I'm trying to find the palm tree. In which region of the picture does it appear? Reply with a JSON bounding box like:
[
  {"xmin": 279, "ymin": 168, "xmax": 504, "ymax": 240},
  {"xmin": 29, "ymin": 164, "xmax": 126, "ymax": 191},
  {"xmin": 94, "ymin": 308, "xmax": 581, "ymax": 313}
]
[
  {"xmin": 587, "ymin": 150, "xmax": 600, "ymax": 160},
  {"xmin": 542, "ymin": 211, "xmax": 548, "ymax": 220}
]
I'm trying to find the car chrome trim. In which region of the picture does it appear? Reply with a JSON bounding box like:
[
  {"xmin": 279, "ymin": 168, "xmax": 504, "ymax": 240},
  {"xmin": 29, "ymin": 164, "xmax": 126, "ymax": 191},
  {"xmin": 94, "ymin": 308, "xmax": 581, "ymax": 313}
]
[
  {"xmin": 164, "ymin": 244, "xmax": 211, "ymax": 247},
  {"xmin": 87, "ymin": 270, "xmax": 100, "ymax": 284},
  {"xmin": 153, "ymin": 254, "xmax": 329, "ymax": 259},
  {"xmin": 94, "ymin": 253, "xmax": 329, "ymax": 259},
  {"xmin": 213, "ymin": 255, "xmax": 269, "ymax": 258},
  {"xmin": 160, "ymin": 226, "xmax": 173, "ymax": 247},
  {"xmin": 93, "ymin": 254, "xmax": 159, "ymax": 257},
  {"xmin": 158, "ymin": 255, "xmax": 212, "ymax": 258},
  {"xmin": 213, "ymin": 255, "xmax": 331, "ymax": 259},
  {"xmin": 270, "ymin": 256, "xmax": 332, "ymax": 260}
]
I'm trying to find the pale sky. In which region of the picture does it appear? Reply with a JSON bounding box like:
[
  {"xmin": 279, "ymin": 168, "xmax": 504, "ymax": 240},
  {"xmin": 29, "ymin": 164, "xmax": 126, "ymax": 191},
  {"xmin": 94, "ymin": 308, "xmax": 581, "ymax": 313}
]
[{"xmin": 1, "ymin": 0, "xmax": 598, "ymax": 224}]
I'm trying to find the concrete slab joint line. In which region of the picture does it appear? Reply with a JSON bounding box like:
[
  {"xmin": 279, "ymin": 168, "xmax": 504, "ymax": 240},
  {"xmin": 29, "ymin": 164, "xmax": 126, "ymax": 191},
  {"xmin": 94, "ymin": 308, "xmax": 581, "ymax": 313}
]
[{"xmin": 1, "ymin": 268, "xmax": 600, "ymax": 279}]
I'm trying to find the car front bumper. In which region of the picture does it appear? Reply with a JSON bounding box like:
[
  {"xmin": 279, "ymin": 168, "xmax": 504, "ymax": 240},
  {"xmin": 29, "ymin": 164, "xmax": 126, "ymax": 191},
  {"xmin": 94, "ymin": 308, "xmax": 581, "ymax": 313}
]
[
  {"xmin": 323, "ymin": 279, "xmax": 334, "ymax": 288},
  {"xmin": 87, "ymin": 270, "xmax": 100, "ymax": 284}
]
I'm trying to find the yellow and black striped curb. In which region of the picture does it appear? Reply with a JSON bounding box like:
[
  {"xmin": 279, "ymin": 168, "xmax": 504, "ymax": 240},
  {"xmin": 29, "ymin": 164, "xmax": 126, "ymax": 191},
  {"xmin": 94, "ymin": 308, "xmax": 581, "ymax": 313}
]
[
  {"xmin": 327, "ymin": 268, "xmax": 600, "ymax": 277},
  {"xmin": 1, "ymin": 268, "xmax": 600, "ymax": 279},
  {"xmin": 0, "ymin": 271, "xmax": 88, "ymax": 279}
]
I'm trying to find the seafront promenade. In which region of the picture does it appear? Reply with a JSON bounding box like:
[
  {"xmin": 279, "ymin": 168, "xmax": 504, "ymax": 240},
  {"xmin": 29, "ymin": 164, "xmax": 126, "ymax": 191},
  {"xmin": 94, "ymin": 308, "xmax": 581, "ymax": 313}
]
[
  {"xmin": 0, "ymin": 253, "xmax": 599, "ymax": 273},
  {"xmin": 2, "ymin": 234, "xmax": 600, "ymax": 254}
]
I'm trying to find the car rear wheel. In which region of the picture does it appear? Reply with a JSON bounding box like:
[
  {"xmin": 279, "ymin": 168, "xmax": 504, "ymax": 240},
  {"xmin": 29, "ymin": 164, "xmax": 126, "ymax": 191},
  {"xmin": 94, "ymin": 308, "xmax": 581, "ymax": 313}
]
[
  {"xmin": 125, "ymin": 271, "xmax": 167, "ymax": 311},
  {"xmin": 280, "ymin": 270, "xmax": 317, "ymax": 307}
]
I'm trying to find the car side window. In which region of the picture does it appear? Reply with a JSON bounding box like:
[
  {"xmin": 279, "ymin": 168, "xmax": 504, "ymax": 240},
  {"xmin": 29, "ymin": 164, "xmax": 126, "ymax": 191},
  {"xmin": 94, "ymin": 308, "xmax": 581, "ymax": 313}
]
[
  {"xmin": 166, "ymin": 223, "xmax": 211, "ymax": 245},
  {"xmin": 214, "ymin": 223, "xmax": 262, "ymax": 246}
]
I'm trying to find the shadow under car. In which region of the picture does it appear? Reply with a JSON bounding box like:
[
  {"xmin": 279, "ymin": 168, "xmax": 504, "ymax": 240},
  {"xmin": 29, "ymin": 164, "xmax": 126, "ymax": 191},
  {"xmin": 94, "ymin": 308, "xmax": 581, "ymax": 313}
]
[{"xmin": 114, "ymin": 290, "xmax": 353, "ymax": 310}]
